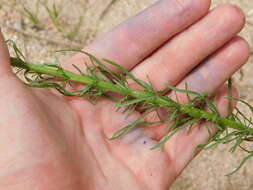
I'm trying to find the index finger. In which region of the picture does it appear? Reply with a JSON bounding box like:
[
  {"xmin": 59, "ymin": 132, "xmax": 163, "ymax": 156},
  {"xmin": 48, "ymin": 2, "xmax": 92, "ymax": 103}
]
[{"xmin": 64, "ymin": 0, "xmax": 211, "ymax": 72}]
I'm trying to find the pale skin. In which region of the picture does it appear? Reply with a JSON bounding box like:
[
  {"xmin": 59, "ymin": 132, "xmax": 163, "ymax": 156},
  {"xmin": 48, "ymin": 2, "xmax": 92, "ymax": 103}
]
[{"xmin": 0, "ymin": 0, "xmax": 250, "ymax": 189}]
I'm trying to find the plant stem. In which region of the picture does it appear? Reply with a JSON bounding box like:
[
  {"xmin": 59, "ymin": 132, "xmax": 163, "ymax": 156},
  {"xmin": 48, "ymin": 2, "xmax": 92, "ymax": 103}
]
[{"xmin": 10, "ymin": 57, "xmax": 253, "ymax": 135}]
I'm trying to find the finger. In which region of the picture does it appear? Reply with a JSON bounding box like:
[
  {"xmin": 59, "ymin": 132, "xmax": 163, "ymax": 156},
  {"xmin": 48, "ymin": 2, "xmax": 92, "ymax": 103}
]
[
  {"xmin": 63, "ymin": 0, "xmax": 211, "ymax": 72},
  {"xmin": 162, "ymin": 36, "xmax": 249, "ymax": 176},
  {"xmin": 0, "ymin": 31, "xmax": 12, "ymax": 76},
  {"xmin": 145, "ymin": 36, "xmax": 250, "ymax": 139},
  {"xmin": 130, "ymin": 4, "xmax": 245, "ymax": 90},
  {"xmin": 164, "ymin": 85, "xmax": 238, "ymax": 178},
  {"xmin": 170, "ymin": 36, "xmax": 249, "ymax": 102}
]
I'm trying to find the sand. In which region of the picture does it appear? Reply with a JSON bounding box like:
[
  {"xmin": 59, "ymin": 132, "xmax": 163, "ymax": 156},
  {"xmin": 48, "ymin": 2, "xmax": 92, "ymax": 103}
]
[{"xmin": 1, "ymin": 0, "xmax": 253, "ymax": 189}]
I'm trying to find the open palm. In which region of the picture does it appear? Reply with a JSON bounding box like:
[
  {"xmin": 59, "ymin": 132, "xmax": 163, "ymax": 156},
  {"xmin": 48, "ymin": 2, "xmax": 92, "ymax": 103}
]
[{"xmin": 0, "ymin": 0, "xmax": 250, "ymax": 189}]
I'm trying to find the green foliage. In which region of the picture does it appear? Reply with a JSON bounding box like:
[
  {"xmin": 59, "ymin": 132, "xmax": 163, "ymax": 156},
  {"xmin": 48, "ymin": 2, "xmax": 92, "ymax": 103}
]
[
  {"xmin": 7, "ymin": 42, "xmax": 253, "ymax": 175},
  {"xmin": 21, "ymin": 1, "xmax": 83, "ymax": 39},
  {"xmin": 22, "ymin": 0, "xmax": 41, "ymax": 28},
  {"xmin": 65, "ymin": 16, "xmax": 84, "ymax": 39},
  {"xmin": 43, "ymin": 3, "xmax": 63, "ymax": 32},
  {"xmin": 43, "ymin": 3, "xmax": 83, "ymax": 38},
  {"xmin": 23, "ymin": 6, "xmax": 40, "ymax": 27}
]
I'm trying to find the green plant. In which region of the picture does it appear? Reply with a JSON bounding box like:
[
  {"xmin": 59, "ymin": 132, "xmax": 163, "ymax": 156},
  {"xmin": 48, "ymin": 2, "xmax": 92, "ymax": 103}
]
[
  {"xmin": 8, "ymin": 42, "xmax": 253, "ymax": 176},
  {"xmin": 22, "ymin": 1, "xmax": 83, "ymax": 39},
  {"xmin": 23, "ymin": 2, "xmax": 40, "ymax": 28},
  {"xmin": 44, "ymin": 3, "xmax": 63, "ymax": 32},
  {"xmin": 65, "ymin": 16, "xmax": 84, "ymax": 39},
  {"xmin": 43, "ymin": 3, "xmax": 83, "ymax": 39}
]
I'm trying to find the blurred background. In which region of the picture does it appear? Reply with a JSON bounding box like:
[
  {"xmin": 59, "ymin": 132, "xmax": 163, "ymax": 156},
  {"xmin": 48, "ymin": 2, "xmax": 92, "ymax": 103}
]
[{"xmin": 1, "ymin": 0, "xmax": 253, "ymax": 189}]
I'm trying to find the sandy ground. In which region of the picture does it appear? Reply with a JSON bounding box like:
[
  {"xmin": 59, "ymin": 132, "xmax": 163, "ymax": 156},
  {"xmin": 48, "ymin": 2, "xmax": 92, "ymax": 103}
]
[{"xmin": 1, "ymin": 0, "xmax": 253, "ymax": 189}]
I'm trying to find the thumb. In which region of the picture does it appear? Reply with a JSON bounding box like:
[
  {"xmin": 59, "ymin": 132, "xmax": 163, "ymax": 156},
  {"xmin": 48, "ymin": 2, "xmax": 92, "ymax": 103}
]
[{"xmin": 0, "ymin": 31, "xmax": 12, "ymax": 75}]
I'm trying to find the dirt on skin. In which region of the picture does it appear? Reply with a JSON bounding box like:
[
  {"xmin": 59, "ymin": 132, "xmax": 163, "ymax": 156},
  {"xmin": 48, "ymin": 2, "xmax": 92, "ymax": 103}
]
[{"xmin": 1, "ymin": 0, "xmax": 253, "ymax": 189}]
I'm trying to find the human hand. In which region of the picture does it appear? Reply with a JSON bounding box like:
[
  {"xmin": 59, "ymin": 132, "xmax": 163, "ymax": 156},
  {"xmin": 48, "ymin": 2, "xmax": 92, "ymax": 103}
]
[{"xmin": 0, "ymin": 0, "xmax": 250, "ymax": 189}]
